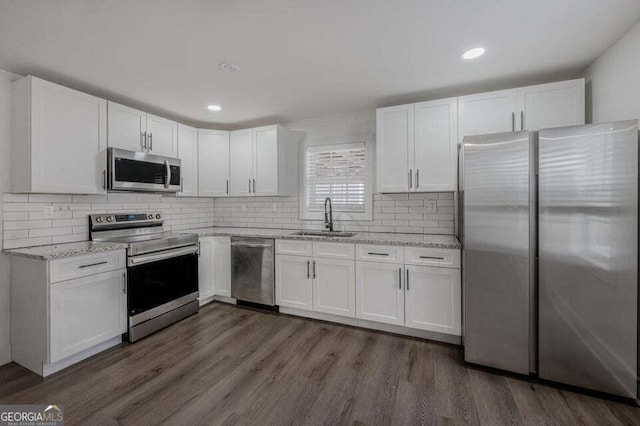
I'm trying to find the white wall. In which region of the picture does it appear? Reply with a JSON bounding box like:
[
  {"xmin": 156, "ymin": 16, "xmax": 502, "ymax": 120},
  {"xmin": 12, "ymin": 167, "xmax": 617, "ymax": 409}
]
[
  {"xmin": 584, "ymin": 20, "xmax": 640, "ymax": 123},
  {"xmin": 0, "ymin": 69, "xmax": 20, "ymax": 365}
]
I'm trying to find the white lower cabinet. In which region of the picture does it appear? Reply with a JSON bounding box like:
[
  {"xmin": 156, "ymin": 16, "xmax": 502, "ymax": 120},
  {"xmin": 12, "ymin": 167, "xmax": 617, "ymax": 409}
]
[
  {"xmin": 405, "ymin": 265, "xmax": 461, "ymax": 335},
  {"xmin": 213, "ymin": 236, "xmax": 232, "ymax": 298},
  {"xmin": 198, "ymin": 237, "xmax": 215, "ymax": 304},
  {"xmin": 50, "ymin": 270, "xmax": 127, "ymax": 363},
  {"xmin": 313, "ymin": 258, "xmax": 355, "ymax": 317},
  {"xmin": 276, "ymin": 255, "xmax": 313, "ymax": 310},
  {"xmin": 355, "ymin": 261, "xmax": 405, "ymax": 326}
]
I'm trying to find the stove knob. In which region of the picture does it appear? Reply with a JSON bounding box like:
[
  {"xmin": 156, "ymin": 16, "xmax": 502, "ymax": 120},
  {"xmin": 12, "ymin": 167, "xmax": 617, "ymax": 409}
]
[
  {"xmin": 148, "ymin": 214, "xmax": 154, "ymax": 220},
  {"xmin": 105, "ymin": 216, "xmax": 112, "ymax": 222},
  {"xmin": 96, "ymin": 217, "xmax": 103, "ymax": 223},
  {"xmin": 156, "ymin": 214, "xmax": 161, "ymax": 219}
]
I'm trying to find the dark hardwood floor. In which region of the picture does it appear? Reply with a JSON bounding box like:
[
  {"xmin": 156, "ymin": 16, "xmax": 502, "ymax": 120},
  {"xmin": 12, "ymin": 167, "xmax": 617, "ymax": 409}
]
[{"xmin": 1, "ymin": 302, "xmax": 638, "ymax": 425}]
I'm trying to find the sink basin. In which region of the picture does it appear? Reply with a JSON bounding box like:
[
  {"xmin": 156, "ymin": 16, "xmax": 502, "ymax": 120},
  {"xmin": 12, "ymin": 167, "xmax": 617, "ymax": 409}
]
[{"xmin": 294, "ymin": 231, "xmax": 356, "ymax": 238}]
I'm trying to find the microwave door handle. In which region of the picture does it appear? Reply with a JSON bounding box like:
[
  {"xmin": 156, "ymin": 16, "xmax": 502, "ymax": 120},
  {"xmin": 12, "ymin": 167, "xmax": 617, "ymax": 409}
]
[{"xmin": 164, "ymin": 160, "xmax": 171, "ymax": 189}]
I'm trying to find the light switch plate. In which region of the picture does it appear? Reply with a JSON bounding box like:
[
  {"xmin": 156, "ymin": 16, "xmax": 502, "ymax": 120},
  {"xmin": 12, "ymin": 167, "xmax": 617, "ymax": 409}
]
[
  {"xmin": 426, "ymin": 200, "xmax": 437, "ymax": 213},
  {"xmin": 43, "ymin": 204, "xmax": 55, "ymax": 219}
]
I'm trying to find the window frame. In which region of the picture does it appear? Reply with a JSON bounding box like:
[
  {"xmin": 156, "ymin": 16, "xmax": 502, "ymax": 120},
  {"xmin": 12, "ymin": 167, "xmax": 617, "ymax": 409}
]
[{"xmin": 300, "ymin": 135, "xmax": 373, "ymax": 221}]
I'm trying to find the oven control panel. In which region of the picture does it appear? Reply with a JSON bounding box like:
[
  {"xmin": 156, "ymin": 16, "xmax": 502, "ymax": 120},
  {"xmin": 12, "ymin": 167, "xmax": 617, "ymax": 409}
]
[{"xmin": 90, "ymin": 212, "xmax": 163, "ymax": 229}]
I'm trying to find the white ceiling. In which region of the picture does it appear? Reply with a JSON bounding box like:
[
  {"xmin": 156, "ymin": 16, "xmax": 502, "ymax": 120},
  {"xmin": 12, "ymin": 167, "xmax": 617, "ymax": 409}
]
[{"xmin": 0, "ymin": 0, "xmax": 639, "ymax": 129}]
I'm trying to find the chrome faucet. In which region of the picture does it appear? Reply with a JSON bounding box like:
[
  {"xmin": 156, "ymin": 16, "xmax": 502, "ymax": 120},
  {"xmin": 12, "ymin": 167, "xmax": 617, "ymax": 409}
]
[{"xmin": 324, "ymin": 197, "xmax": 334, "ymax": 232}]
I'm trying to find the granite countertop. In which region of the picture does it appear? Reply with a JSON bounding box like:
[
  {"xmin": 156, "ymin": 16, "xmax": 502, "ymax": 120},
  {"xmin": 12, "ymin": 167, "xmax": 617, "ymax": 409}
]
[
  {"xmin": 3, "ymin": 241, "xmax": 128, "ymax": 261},
  {"xmin": 184, "ymin": 227, "xmax": 462, "ymax": 249}
]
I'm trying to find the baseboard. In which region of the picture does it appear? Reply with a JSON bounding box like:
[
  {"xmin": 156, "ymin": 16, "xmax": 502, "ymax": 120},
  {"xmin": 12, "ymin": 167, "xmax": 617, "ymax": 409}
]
[
  {"xmin": 213, "ymin": 295, "xmax": 237, "ymax": 305},
  {"xmin": 0, "ymin": 343, "xmax": 11, "ymax": 366},
  {"xmin": 278, "ymin": 307, "xmax": 462, "ymax": 345},
  {"xmin": 41, "ymin": 336, "xmax": 122, "ymax": 377}
]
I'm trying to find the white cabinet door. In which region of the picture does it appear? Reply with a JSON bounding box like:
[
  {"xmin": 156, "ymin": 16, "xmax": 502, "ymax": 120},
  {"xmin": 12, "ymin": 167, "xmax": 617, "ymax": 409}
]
[
  {"xmin": 229, "ymin": 129, "xmax": 254, "ymax": 196},
  {"xmin": 253, "ymin": 125, "xmax": 278, "ymax": 195},
  {"xmin": 313, "ymin": 258, "xmax": 355, "ymax": 318},
  {"xmin": 107, "ymin": 101, "xmax": 147, "ymax": 152},
  {"xmin": 146, "ymin": 113, "xmax": 178, "ymax": 157},
  {"xmin": 458, "ymin": 89, "xmax": 518, "ymax": 142},
  {"xmin": 213, "ymin": 236, "xmax": 231, "ymax": 297},
  {"xmin": 517, "ymin": 79, "xmax": 585, "ymax": 131},
  {"xmin": 355, "ymin": 261, "xmax": 404, "ymax": 326},
  {"xmin": 405, "ymin": 265, "xmax": 461, "ymax": 335},
  {"xmin": 198, "ymin": 129, "xmax": 230, "ymax": 197},
  {"xmin": 27, "ymin": 77, "xmax": 107, "ymax": 194},
  {"xmin": 414, "ymin": 98, "xmax": 458, "ymax": 192},
  {"xmin": 198, "ymin": 237, "xmax": 215, "ymax": 304},
  {"xmin": 178, "ymin": 124, "xmax": 198, "ymax": 196},
  {"xmin": 49, "ymin": 270, "xmax": 126, "ymax": 363},
  {"xmin": 376, "ymin": 104, "xmax": 413, "ymax": 193},
  {"xmin": 276, "ymin": 255, "xmax": 313, "ymax": 310}
]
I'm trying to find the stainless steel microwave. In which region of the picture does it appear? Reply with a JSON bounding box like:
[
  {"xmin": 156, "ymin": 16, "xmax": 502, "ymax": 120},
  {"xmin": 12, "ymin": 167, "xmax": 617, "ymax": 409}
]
[{"xmin": 108, "ymin": 148, "xmax": 182, "ymax": 193}]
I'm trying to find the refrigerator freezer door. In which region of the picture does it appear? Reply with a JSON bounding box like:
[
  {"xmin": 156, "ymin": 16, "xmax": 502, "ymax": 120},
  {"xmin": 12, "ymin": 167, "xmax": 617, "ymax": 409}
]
[
  {"xmin": 538, "ymin": 121, "xmax": 638, "ymax": 399},
  {"xmin": 462, "ymin": 131, "xmax": 536, "ymax": 375}
]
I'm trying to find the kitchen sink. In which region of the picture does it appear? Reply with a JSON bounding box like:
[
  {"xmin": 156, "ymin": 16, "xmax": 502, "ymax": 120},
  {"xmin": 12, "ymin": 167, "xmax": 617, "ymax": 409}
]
[{"xmin": 294, "ymin": 231, "xmax": 356, "ymax": 238}]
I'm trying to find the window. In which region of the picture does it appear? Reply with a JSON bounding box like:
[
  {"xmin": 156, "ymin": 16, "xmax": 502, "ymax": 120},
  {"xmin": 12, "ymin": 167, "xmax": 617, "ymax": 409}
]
[{"xmin": 300, "ymin": 138, "xmax": 372, "ymax": 221}]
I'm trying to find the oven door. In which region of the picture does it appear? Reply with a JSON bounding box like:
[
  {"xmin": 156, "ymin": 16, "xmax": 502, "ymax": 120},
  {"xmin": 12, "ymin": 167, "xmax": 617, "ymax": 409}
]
[
  {"xmin": 109, "ymin": 148, "xmax": 182, "ymax": 192},
  {"xmin": 127, "ymin": 246, "xmax": 199, "ymax": 325}
]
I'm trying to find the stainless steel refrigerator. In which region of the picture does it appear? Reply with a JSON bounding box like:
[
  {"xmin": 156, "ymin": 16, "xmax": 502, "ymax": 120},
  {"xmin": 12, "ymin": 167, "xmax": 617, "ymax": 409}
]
[{"xmin": 461, "ymin": 121, "xmax": 638, "ymax": 399}]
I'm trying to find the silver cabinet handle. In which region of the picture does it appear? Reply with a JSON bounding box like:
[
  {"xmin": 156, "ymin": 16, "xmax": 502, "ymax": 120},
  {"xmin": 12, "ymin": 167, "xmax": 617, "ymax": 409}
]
[
  {"xmin": 122, "ymin": 272, "xmax": 127, "ymax": 294},
  {"xmin": 416, "ymin": 169, "xmax": 420, "ymax": 189},
  {"xmin": 164, "ymin": 160, "xmax": 171, "ymax": 189},
  {"xmin": 419, "ymin": 255, "xmax": 445, "ymax": 260},
  {"xmin": 141, "ymin": 131, "xmax": 147, "ymax": 150},
  {"xmin": 226, "ymin": 179, "xmax": 229, "ymax": 194},
  {"xmin": 313, "ymin": 261, "xmax": 316, "ymax": 279},
  {"xmin": 253, "ymin": 179, "xmax": 256, "ymax": 193},
  {"xmin": 511, "ymin": 112, "xmax": 515, "ymax": 131},
  {"xmin": 521, "ymin": 111, "xmax": 524, "ymax": 130},
  {"xmin": 78, "ymin": 261, "xmax": 108, "ymax": 269},
  {"xmin": 248, "ymin": 178, "xmax": 251, "ymax": 193},
  {"xmin": 307, "ymin": 260, "xmax": 310, "ymax": 279},
  {"xmin": 197, "ymin": 242, "xmax": 201, "ymax": 257},
  {"xmin": 398, "ymin": 268, "xmax": 402, "ymax": 289},
  {"xmin": 408, "ymin": 169, "xmax": 413, "ymax": 189},
  {"xmin": 368, "ymin": 252, "xmax": 389, "ymax": 256},
  {"xmin": 406, "ymin": 268, "xmax": 410, "ymax": 291},
  {"xmin": 149, "ymin": 133, "xmax": 153, "ymax": 151},
  {"xmin": 102, "ymin": 170, "xmax": 107, "ymax": 190}
]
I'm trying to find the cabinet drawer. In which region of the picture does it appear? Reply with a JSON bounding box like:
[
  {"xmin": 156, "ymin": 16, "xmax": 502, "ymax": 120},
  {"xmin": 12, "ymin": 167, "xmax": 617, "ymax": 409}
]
[
  {"xmin": 276, "ymin": 239, "xmax": 313, "ymax": 256},
  {"xmin": 313, "ymin": 242, "xmax": 355, "ymax": 260},
  {"xmin": 50, "ymin": 250, "xmax": 126, "ymax": 283},
  {"xmin": 405, "ymin": 247, "xmax": 461, "ymax": 269},
  {"xmin": 356, "ymin": 244, "xmax": 404, "ymax": 264}
]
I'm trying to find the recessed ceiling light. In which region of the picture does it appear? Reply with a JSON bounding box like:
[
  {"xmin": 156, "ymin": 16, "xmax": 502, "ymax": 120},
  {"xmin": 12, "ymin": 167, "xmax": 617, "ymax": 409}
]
[
  {"xmin": 207, "ymin": 105, "xmax": 222, "ymax": 111},
  {"xmin": 219, "ymin": 62, "xmax": 240, "ymax": 73},
  {"xmin": 462, "ymin": 47, "xmax": 486, "ymax": 60}
]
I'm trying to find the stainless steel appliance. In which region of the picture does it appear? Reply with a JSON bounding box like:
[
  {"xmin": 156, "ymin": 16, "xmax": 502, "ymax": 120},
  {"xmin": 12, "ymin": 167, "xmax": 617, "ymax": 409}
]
[
  {"xmin": 461, "ymin": 121, "xmax": 638, "ymax": 399},
  {"xmin": 108, "ymin": 148, "xmax": 182, "ymax": 193},
  {"xmin": 90, "ymin": 212, "xmax": 199, "ymax": 342},
  {"xmin": 538, "ymin": 121, "xmax": 638, "ymax": 399},
  {"xmin": 231, "ymin": 237, "xmax": 275, "ymax": 306},
  {"xmin": 461, "ymin": 131, "xmax": 537, "ymax": 375}
]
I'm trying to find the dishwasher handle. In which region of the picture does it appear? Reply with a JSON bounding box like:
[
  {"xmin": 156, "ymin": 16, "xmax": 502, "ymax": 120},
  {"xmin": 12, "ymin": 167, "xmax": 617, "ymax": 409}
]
[{"xmin": 231, "ymin": 242, "xmax": 273, "ymax": 248}]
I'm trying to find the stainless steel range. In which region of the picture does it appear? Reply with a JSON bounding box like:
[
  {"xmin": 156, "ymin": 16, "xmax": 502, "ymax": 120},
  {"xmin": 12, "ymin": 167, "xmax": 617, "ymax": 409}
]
[{"xmin": 89, "ymin": 212, "xmax": 199, "ymax": 342}]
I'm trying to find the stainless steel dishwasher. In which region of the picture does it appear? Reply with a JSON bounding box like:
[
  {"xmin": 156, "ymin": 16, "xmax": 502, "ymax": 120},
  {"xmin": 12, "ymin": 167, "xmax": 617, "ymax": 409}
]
[{"xmin": 231, "ymin": 237, "xmax": 275, "ymax": 306}]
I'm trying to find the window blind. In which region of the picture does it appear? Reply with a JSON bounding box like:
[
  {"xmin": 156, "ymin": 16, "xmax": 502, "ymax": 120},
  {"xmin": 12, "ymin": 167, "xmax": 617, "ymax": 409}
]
[{"xmin": 306, "ymin": 143, "xmax": 366, "ymax": 212}]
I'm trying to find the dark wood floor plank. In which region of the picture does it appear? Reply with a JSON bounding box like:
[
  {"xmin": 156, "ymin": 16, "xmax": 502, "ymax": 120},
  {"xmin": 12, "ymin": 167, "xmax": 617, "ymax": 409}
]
[{"xmin": 0, "ymin": 302, "xmax": 637, "ymax": 426}]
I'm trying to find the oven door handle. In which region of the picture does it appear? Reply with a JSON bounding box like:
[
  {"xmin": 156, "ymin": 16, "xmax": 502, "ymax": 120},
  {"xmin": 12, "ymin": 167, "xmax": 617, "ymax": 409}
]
[{"xmin": 128, "ymin": 245, "xmax": 198, "ymax": 267}]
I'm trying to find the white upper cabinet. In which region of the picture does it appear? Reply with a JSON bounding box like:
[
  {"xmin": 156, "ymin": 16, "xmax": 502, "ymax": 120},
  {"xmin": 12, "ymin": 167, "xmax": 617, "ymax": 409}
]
[
  {"xmin": 458, "ymin": 89, "xmax": 518, "ymax": 142},
  {"xmin": 146, "ymin": 113, "xmax": 178, "ymax": 157},
  {"xmin": 107, "ymin": 101, "xmax": 147, "ymax": 152},
  {"xmin": 178, "ymin": 124, "xmax": 198, "ymax": 196},
  {"xmin": 12, "ymin": 76, "xmax": 107, "ymax": 194},
  {"xmin": 107, "ymin": 101, "xmax": 178, "ymax": 156},
  {"xmin": 517, "ymin": 79, "xmax": 585, "ymax": 131},
  {"xmin": 376, "ymin": 105, "xmax": 413, "ymax": 193},
  {"xmin": 229, "ymin": 129, "xmax": 254, "ymax": 196},
  {"xmin": 229, "ymin": 125, "xmax": 298, "ymax": 197},
  {"xmin": 413, "ymin": 98, "xmax": 458, "ymax": 192},
  {"xmin": 198, "ymin": 129, "xmax": 229, "ymax": 197}
]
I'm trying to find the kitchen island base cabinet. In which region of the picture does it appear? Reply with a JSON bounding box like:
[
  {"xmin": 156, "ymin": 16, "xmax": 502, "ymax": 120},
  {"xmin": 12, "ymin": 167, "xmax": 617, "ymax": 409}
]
[{"xmin": 355, "ymin": 262, "xmax": 405, "ymax": 326}]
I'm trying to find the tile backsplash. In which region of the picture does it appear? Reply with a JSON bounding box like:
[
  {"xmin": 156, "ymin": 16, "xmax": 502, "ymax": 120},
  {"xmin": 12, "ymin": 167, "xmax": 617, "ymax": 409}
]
[
  {"xmin": 2, "ymin": 192, "xmax": 454, "ymax": 249},
  {"xmin": 214, "ymin": 193, "xmax": 455, "ymax": 234},
  {"xmin": 2, "ymin": 193, "xmax": 214, "ymax": 249}
]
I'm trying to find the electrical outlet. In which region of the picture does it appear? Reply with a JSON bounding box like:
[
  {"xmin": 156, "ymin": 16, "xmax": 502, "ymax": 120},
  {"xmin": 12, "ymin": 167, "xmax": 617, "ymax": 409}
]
[
  {"xmin": 426, "ymin": 200, "xmax": 437, "ymax": 213},
  {"xmin": 43, "ymin": 204, "xmax": 55, "ymax": 219}
]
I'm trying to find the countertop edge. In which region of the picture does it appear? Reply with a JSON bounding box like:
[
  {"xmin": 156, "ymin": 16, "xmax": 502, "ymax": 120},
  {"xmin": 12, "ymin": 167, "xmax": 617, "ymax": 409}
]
[{"xmin": 3, "ymin": 243, "xmax": 128, "ymax": 261}]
